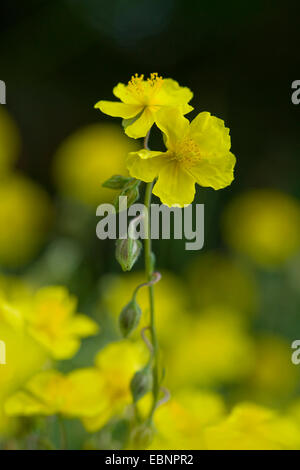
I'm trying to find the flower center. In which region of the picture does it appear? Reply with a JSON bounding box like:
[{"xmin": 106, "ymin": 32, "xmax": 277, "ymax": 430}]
[
  {"xmin": 128, "ymin": 74, "xmax": 145, "ymax": 94},
  {"xmin": 127, "ymin": 73, "xmax": 163, "ymax": 102},
  {"xmin": 173, "ymin": 139, "xmax": 202, "ymax": 168}
]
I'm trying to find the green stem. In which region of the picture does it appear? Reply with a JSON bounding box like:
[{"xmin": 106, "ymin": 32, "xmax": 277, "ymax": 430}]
[{"xmin": 144, "ymin": 181, "xmax": 159, "ymax": 421}]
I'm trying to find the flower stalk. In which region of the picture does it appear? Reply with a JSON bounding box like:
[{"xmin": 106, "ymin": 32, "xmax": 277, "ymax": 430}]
[{"xmin": 143, "ymin": 131, "xmax": 160, "ymax": 421}]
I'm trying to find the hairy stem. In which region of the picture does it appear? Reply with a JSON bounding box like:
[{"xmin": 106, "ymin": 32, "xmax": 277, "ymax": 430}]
[
  {"xmin": 144, "ymin": 181, "xmax": 159, "ymax": 420},
  {"xmin": 143, "ymin": 131, "xmax": 160, "ymax": 421}
]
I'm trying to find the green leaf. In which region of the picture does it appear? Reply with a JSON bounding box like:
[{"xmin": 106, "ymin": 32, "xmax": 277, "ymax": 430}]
[{"xmin": 102, "ymin": 175, "xmax": 132, "ymax": 190}]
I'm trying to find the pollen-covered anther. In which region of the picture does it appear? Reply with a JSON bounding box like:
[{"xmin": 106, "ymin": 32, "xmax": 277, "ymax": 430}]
[
  {"xmin": 174, "ymin": 139, "xmax": 202, "ymax": 166},
  {"xmin": 147, "ymin": 72, "xmax": 163, "ymax": 88},
  {"xmin": 127, "ymin": 73, "xmax": 163, "ymax": 95},
  {"xmin": 128, "ymin": 74, "xmax": 145, "ymax": 94}
]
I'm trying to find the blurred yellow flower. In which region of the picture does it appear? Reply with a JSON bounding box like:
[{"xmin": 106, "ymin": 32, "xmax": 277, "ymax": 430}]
[
  {"xmin": 127, "ymin": 109, "xmax": 236, "ymax": 207},
  {"xmin": 0, "ymin": 315, "xmax": 49, "ymax": 437},
  {"xmin": 5, "ymin": 340, "xmax": 148, "ymax": 432},
  {"xmin": 223, "ymin": 189, "xmax": 300, "ymax": 267},
  {"xmin": 204, "ymin": 402, "xmax": 300, "ymax": 450},
  {"xmin": 5, "ymin": 369, "xmax": 104, "ymax": 418},
  {"xmin": 0, "ymin": 107, "xmax": 21, "ymax": 176},
  {"xmin": 0, "ymin": 320, "xmax": 49, "ymax": 398},
  {"xmin": 5, "ymin": 341, "xmax": 147, "ymax": 429},
  {"xmin": 186, "ymin": 251, "xmax": 258, "ymax": 314},
  {"xmin": 96, "ymin": 73, "xmax": 193, "ymax": 139},
  {"xmin": 22, "ymin": 286, "xmax": 99, "ymax": 360},
  {"xmin": 82, "ymin": 340, "xmax": 148, "ymax": 432},
  {"xmin": 0, "ymin": 173, "xmax": 53, "ymax": 267},
  {"xmin": 100, "ymin": 271, "xmax": 188, "ymax": 345},
  {"xmin": 53, "ymin": 123, "xmax": 138, "ymax": 207},
  {"xmin": 147, "ymin": 390, "xmax": 225, "ymax": 450},
  {"xmin": 0, "ymin": 275, "xmax": 32, "ymax": 329},
  {"xmin": 166, "ymin": 308, "xmax": 255, "ymax": 388}
]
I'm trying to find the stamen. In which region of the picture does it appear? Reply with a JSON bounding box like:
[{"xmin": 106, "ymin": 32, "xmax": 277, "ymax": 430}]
[
  {"xmin": 127, "ymin": 73, "xmax": 163, "ymax": 95},
  {"xmin": 147, "ymin": 72, "xmax": 163, "ymax": 87},
  {"xmin": 174, "ymin": 139, "xmax": 202, "ymax": 167},
  {"xmin": 127, "ymin": 74, "xmax": 145, "ymax": 94}
]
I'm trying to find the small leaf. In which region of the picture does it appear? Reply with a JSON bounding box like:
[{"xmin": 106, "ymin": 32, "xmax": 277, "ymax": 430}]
[{"xmin": 102, "ymin": 175, "xmax": 132, "ymax": 190}]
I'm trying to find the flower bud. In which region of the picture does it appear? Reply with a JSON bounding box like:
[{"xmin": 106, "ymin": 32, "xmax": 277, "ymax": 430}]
[
  {"xmin": 130, "ymin": 365, "xmax": 153, "ymax": 402},
  {"xmin": 114, "ymin": 183, "xmax": 140, "ymax": 211},
  {"xmin": 115, "ymin": 238, "xmax": 142, "ymax": 272},
  {"xmin": 119, "ymin": 299, "xmax": 142, "ymax": 337},
  {"xmin": 131, "ymin": 424, "xmax": 154, "ymax": 449}
]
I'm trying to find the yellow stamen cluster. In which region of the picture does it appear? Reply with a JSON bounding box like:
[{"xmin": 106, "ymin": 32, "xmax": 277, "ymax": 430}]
[
  {"xmin": 128, "ymin": 73, "xmax": 145, "ymax": 94},
  {"xmin": 147, "ymin": 72, "xmax": 163, "ymax": 87},
  {"xmin": 128, "ymin": 73, "xmax": 163, "ymax": 95},
  {"xmin": 174, "ymin": 139, "xmax": 202, "ymax": 167}
]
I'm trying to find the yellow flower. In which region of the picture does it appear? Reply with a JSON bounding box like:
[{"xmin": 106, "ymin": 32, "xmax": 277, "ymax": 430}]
[
  {"xmin": 0, "ymin": 107, "xmax": 21, "ymax": 176},
  {"xmin": 5, "ymin": 341, "xmax": 147, "ymax": 429},
  {"xmin": 21, "ymin": 286, "xmax": 99, "ymax": 360},
  {"xmin": 95, "ymin": 73, "xmax": 193, "ymax": 139},
  {"xmin": 223, "ymin": 189, "xmax": 300, "ymax": 267},
  {"xmin": 0, "ymin": 320, "xmax": 49, "ymax": 397},
  {"xmin": 5, "ymin": 369, "xmax": 104, "ymax": 418},
  {"xmin": 0, "ymin": 275, "xmax": 32, "ymax": 329},
  {"xmin": 82, "ymin": 340, "xmax": 148, "ymax": 432},
  {"xmin": 127, "ymin": 109, "xmax": 236, "ymax": 207},
  {"xmin": 166, "ymin": 308, "xmax": 255, "ymax": 388},
  {"xmin": 204, "ymin": 402, "xmax": 300, "ymax": 450},
  {"xmin": 0, "ymin": 173, "xmax": 53, "ymax": 267},
  {"xmin": 53, "ymin": 123, "xmax": 138, "ymax": 206},
  {"xmin": 0, "ymin": 314, "xmax": 49, "ymax": 437},
  {"xmin": 146, "ymin": 390, "xmax": 225, "ymax": 450}
]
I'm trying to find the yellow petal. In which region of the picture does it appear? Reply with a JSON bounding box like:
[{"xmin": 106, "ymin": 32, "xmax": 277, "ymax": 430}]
[
  {"xmin": 5, "ymin": 371, "xmax": 63, "ymax": 416},
  {"xmin": 124, "ymin": 108, "xmax": 155, "ymax": 139},
  {"xmin": 131, "ymin": 149, "xmax": 165, "ymax": 160},
  {"xmin": 51, "ymin": 337, "xmax": 81, "ymax": 360},
  {"xmin": 189, "ymin": 112, "xmax": 231, "ymax": 154},
  {"xmin": 63, "ymin": 368, "xmax": 105, "ymax": 417},
  {"xmin": 188, "ymin": 151, "xmax": 236, "ymax": 190},
  {"xmin": 153, "ymin": 161, "xmax": 196, "ymax": 207},
  {"xmin": 126, "ymin": 150, "xmax": 167, "ymax": 182},
  {"xmin": 26, "ymin": 370, "xmax": 64, "ymax": 400},
  {"xmin": 5, "ymin": 391, "xmax": 54, "ymax": 416},
  {"xmin": 182, "ymin": 103, "xmax": 194, "ymax": 114},
  {"xmin": 95, "ymin": 100, "xmax": 141, "ymax": 118},
  {"xmin": 155, "ymin": 108, "xmax": 189, "ymax": 151},
  {"xmin": 155, "ymin": 78, "xmax": 193, "ymax": 108},
  {"xmin": 113, "ymin": 83, "xmax": 141, "ymax": 104},
  {"xmin": 68, "ymin": 314, "xmax": 99, "ymax": 337}
]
